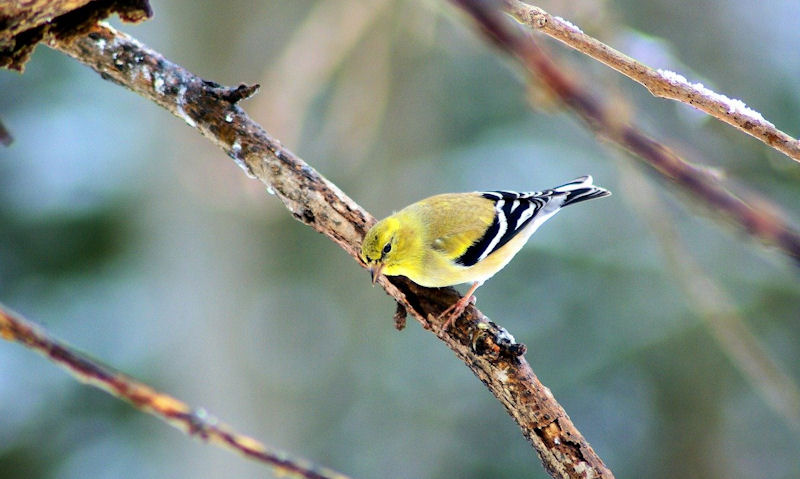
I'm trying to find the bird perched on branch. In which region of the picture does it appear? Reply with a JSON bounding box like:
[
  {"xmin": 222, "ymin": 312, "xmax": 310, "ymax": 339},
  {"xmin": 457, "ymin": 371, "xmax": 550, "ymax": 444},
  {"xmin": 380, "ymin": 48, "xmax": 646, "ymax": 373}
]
[{"xmin": 360, "ymin": 175, "xmax": 611, "ymax": 329}]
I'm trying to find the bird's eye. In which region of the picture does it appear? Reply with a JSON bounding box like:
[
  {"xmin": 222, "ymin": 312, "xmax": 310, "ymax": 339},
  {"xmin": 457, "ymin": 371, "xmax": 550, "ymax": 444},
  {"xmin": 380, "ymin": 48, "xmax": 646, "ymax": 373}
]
[{"xmin": 382, "ymin": 243, "xmax": 392, "ymax": 255}]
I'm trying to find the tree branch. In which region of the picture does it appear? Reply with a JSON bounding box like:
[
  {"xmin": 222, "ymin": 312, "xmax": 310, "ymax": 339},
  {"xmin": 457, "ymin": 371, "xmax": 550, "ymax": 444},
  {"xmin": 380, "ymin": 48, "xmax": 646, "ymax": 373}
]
[
  {"xmin": 0, "ymin": 304, "xmax": 352, "ymax": 479},
  {"xmin": 42, "ymin": 21, "xmax": 613, "ymax": 479},
  {"xmin": 502, "ymin": 0, "xmax": 800, "ymax": 164},
  {"xmin": 452, "ymin": 0, "xmax": 800, "ymax": 266}
]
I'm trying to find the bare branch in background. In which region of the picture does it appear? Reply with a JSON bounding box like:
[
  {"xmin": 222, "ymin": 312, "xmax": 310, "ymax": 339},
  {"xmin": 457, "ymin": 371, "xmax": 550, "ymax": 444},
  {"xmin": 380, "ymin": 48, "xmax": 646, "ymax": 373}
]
[
  {"xmin": 620, "ymin": 166, "xmax": 800, "ymax": 430},
  {"xmin": 452, "ymin": 0, "xmax": 800, "ymax": 266},
  {"xmin": 0, "ymin": 304, "xmax": 353, "ymax": 479},
  {"xmin": 35, "ymin": 21, "xmax": 612, "ymax": 479},
  {"xmin": 502, "ymin": 0, "xmax": 800, "ymax": 164}
]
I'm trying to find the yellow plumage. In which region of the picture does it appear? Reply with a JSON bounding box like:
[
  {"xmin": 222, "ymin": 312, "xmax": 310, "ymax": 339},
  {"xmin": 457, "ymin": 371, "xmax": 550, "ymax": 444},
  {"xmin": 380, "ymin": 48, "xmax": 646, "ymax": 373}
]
[{"xmin": 360, "ymin": 176, "xmax": 610, "ymax": 327}]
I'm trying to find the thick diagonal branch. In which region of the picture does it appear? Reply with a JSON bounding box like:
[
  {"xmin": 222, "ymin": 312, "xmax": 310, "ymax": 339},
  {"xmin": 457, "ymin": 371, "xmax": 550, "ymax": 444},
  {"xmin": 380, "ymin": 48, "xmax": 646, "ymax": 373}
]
[{"xmin": 48, "ymin": 22, "xmax": 612, "ymax": 479}]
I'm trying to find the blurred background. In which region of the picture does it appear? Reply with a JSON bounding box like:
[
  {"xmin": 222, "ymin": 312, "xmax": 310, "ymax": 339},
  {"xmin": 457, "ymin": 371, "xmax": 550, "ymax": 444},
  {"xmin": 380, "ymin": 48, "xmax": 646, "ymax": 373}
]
[{"xmin": 1, "ymin": 0, "xmax": 799, "ymax": 477}]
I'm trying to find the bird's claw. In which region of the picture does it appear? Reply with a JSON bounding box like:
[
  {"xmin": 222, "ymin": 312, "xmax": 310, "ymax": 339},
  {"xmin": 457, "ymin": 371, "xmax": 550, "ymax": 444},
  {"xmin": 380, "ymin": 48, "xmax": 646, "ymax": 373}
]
[{"xmin": 439, "ymin": 295, "xmax": 476, "ymax": 330}]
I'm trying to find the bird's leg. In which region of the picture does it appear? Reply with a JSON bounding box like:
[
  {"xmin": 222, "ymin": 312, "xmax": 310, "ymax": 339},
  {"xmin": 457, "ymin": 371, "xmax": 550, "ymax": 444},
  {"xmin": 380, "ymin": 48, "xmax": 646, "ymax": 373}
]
[{"xmin": 439, "ymin": 281, "xmax": 481, "ymax": 330}]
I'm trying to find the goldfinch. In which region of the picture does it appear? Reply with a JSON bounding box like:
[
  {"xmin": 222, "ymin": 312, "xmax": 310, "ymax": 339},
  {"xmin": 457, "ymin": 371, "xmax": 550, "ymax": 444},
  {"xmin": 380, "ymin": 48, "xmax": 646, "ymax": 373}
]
[{"xmin": 361, "ymin": 175, "xmax": 611, "ymax": 327}]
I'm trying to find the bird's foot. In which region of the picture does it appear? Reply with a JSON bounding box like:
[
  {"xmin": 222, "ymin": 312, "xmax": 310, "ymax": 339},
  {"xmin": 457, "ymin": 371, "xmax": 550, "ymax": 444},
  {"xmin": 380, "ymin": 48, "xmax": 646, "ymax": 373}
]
[{"xmin": 439, "ymin": 295, "xmax": 476, "ymax": 330}]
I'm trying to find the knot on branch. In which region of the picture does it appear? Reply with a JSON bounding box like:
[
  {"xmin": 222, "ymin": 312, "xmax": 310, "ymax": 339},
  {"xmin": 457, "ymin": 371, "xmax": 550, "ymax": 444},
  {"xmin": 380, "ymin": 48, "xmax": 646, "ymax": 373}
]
[
  {"xmin": 471, "ymin": 319, "xmax": 527, "ymax": 359},
  {"xmin": 204, "ymin": 81, "xmax": 260, "ymax": 104},
  {"xmin": 185, "ymin": 408, "xmax": 218, "ymax": 440}
]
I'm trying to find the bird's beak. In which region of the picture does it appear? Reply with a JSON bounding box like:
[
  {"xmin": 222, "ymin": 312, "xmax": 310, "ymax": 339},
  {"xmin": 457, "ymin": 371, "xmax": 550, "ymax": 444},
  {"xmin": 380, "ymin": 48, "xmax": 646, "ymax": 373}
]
[{"xmin": 369, "ymin": 264, "xmax": 384, "ymax": 285}]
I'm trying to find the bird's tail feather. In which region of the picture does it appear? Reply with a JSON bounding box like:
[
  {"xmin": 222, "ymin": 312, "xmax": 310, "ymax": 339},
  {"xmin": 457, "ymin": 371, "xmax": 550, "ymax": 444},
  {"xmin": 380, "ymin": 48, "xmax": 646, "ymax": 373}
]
[{"xmin": 552, "ymin": 175, "xmax": 611, "ymax": 207}]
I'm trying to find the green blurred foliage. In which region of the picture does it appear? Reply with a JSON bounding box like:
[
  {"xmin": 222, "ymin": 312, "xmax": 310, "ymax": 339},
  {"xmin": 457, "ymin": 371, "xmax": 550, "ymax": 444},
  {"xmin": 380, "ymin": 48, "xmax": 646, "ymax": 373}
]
[{"xmin": 1, "ymin": 1, "xmax": 799, "ymax": 478}]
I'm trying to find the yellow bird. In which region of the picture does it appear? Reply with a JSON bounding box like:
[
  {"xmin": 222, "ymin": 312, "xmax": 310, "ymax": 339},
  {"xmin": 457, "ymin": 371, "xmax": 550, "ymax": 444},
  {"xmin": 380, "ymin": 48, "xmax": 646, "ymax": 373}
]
[{"xmin": 360, "ymin": 176, "xmax": 611, "ymax": 328}]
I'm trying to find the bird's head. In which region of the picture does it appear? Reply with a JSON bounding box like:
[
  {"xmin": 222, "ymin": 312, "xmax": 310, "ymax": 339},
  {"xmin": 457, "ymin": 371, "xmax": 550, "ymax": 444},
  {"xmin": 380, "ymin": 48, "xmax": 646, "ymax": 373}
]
[{"xmin": 360, "ymin": 216, "xmax": 404, "ymax": 284}]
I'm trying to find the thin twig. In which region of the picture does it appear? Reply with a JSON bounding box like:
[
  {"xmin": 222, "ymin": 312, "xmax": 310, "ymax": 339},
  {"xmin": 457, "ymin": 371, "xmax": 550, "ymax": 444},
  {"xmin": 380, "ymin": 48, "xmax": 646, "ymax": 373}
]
[
  {"xmin": 48, "ymin": 22, "xmax": 611, "ymax": 479},
  {"xmin": 452, "ymin": 0, "xmax": 800, "ymax": 266},
  {"xmin": 0, "ymin": 304, "xmax": 352, "ymax": 479},
  {"xmin": 502, "ymin": 0, "xmax": 800, "ymax": 164}
]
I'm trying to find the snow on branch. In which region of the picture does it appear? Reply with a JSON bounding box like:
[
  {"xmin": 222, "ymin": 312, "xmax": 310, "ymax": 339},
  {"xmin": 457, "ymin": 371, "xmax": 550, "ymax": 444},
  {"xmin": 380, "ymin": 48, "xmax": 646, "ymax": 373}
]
[{"xmin": 503, "ymin": 0, "xmax": 800, "ymax": 164}]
